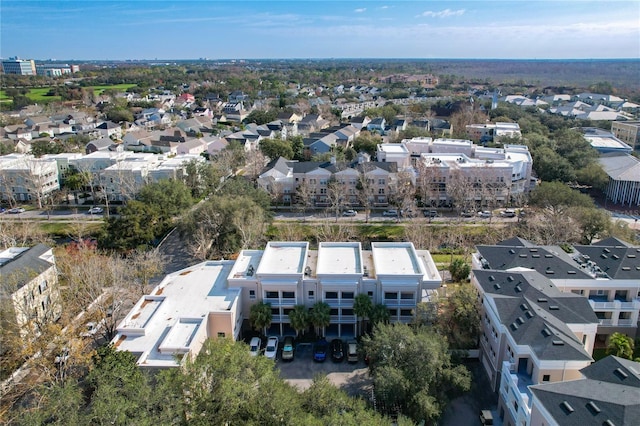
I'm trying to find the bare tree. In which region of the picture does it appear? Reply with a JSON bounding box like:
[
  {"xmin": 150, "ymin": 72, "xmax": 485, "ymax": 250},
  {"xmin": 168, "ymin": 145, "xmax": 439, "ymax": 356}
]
[
  {"xmin": 356, "ymin": 171, "xmax": 375, "ymax": 222},
  {"xmin": 404, "ymin": 223, "xmax": 438, "ymax": 251},
  {"xmin": 127, "ymin": 248, "xmax": 165, "ymax": 299},
  {"xmin": 244, "ymin": 149, "xmax": 267, "ymax": 182},
  {"xmin": 232, "ymin": 207, "xmax": 268, "ymax": 250},
  {"xmin": 325, "ymin": 176, "xmax": 348, "ymax": 222},
  {"xmin": 314, "ymin": 221, "xmax": 355, "ymax": 242},
  {"xmin": 389, "ymin": 170, "xmax": 416, "ymax": 217},
  {"xmin": 294, "ymin": 179, "xmax": 315, "ymax": 221},
  {"xmin": 447, "ymin": 169, "xmax": 476, "ymax": 215}
]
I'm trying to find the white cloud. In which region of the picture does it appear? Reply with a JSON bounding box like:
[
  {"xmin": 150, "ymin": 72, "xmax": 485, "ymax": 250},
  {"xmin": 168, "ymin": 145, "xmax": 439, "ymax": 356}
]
[
  {"xmin": 419, "ymin": 9, "xmax": 465, "ymax": 18},
  {"xmin": 354, "ymin": 8, "xmax": 366, "ymax": 13}
]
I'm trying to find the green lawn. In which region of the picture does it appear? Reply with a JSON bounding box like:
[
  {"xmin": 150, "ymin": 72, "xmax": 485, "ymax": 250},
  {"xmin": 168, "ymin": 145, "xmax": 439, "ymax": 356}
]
[
  {"xmin": 90, "ymin": 83, "xmax": 137, "ymax": 95},
  {"xmin": 0, "ymin": 83, "xmax": 137, "ymax": 104}
]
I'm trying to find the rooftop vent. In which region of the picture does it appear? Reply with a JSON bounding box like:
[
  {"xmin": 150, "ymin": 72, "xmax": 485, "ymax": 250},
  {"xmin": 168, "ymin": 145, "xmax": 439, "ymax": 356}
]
[
  {"xmin": 549, "ymin": 305, "xmax": 560, "ymax": 310},
  {"xmin": 525, "ymin": 311, "xmax": 534, "ymax": 319},
  {"xmin": 494, "ymin": 283, "xmax": 501, "ymax": 290},
  {"xmin": 510, "ymin": 323, "xmax": 519, "ymax": 331},
  {"xmin": 545, "ymin": 270, "xmax": 555, "ymax": 274},
  {"xmin": 489, "ymin": 275, "xmax": 495, "ymax": 281},
  {"xmin": 568, "ymin": 270, "xmax": 577, "ymax": 274},
  {"xmin": 622, "ymin": 266, "xmax": 631, "ymax": 271},
  {"xmin": 601, "ymin": 254, "xmax": 608, "ymax": 259},
  {"xmin": 509, "ymin": 249, "xmax": 515, "ymax": 254},
  {"xmin": 542, "ymin": 328, "xmax": 552, "ymax": 337},
  {"xmin": 532, "ymin": 254, "xmax": 540, "ymax": 258},
  {"xmin": 545, "ymin": 254, "xmax": 553, "ymax": 258},
  {"xmin": 560, "ymin": 401, "xmax": 574, "ymax": 414},
  {"xmin": 614, "ymin": 368, "xmax": 629, "ymax": 379},
  {"xmin": 519, "ymin": 254, "xmax": 527, "ymax": 258},
  {"xmin": 515, "ymin": 285, "xmax": 522, "ymax": 293},
  {"xmin": 538, "ymin": 298, "xmax": 548, "ymax": 303},
  {"xmin": 516, "ymin": 317, "xmax": 525, "ymax": 325},
  {"xmin": 530, "ymin": 248, "xmax": 538, "ymax": 252},
  {"xmin": 603, "ymin": 248, "xmax": 610, "ymax": 253},
  {"xmin": 586, "ymin": 401, "xmax": 601, "ymax": 414},
  {"xmin": 627, "ymin": 254, "xmax": 636, "ymax": 258},
  {"xmin": 603, "ymin": 420, "xmax": 615, "ymax": 426},
  {"xmin": 612, "ymin": 254, "xmax": 619, "ymax": 260},
  {"xmin": 520, "ymin": 303, "xmax": 529, "ymax": 310},
  {"xmin": 508, "ymin": 276, "xmax": 514, "ymax": 282},
  {"xmin": 552, "ymin": 340, "xmax": 565, "ymax": 346}
]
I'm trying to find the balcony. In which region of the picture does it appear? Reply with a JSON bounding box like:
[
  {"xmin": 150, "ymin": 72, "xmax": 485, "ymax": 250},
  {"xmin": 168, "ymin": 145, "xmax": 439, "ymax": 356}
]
[
  {"xmin": 589, "ymin": 299, "xmax": 640, "ymax": 311},
  {"xmin": 501, "ymin": 361, "xmax": 532, "ymax": 425},
  {"xmin": 383, "ymin": 299, "xmax": 416, "ymax": 306}
]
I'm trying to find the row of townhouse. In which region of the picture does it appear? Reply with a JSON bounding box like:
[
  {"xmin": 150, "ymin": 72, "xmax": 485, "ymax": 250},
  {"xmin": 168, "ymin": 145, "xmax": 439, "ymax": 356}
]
[
  {"xmin": 258, "ymin": 156, "xmax": 398, "ymax": 206},
  {"xmin": 112, "ymin": 241, "xmax": 441, "ymax": 368},
  {"xmin": 472, "ymin": 236, "xmax": 640, "ymax": 426},
  {"xmin": 0, "ymin": 154, "xmax": 60, "ymax": 206},
  {"xmin": 378, "ymin": 137, "xmax": 534, "ymax": 207}
]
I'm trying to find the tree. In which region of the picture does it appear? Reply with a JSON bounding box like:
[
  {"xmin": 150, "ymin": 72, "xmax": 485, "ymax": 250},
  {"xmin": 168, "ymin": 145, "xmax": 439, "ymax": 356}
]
[
  {"xmin": 529, "ymin": 181, "xmax": 594, "ymax": 218},
  {"xmin": 127, "ymin": 248, "xmax": 165, "ymax": 298},
  {"xmin": 310, "ymin": 301, "xmax": 331, "ymax": 337},
  {"xmin": 606, "ymin": 332, "xmax": 634, "ymax": 359},
  {"xmin": 361, "ymin": 323, "xmax": 471, "ymax": 423},
  {"xmin": 249, "ymin": 302, "xmax": 272, "ymax": 336},
  {"xmin": 449, "ymin": 258, "xmax": 471, "ymax": 282},
  {"xmin": 137, "ymin": 179, "xmax": 194, "ymax": 219},
  {"xmin": 369, "ymin": 303, "xmax": 390, "ymax": 326},
  {"xmin": 64, "ymin": 168, "xmax": 92, "ymax": 204},
  {"xmin": 353, "ymin": 293, "xmax": 372, "ymax": 336},
  {"xmin": 575, "ymin": 163, "xmax": 609, "ymax": 191},
  {"xmin": 102, "ymin": 200, "xmax": 162, "ymax": 250},
  {"xmin": 288, "ymin": 305, "xmax": 309, "ymax": 337},
  {"xmin": 352, "ymin": 132, "xmax": 381, "ymax": 156},
  {"xmin": 259, "ymin": 138, "xmax": 294, "ymax": 160},
  {"xmin": 437, "ymin": 283, "xmax": 481, "ymax": 349},
  {"xmin": 575, "ymin": 207, "xmax": 610, "ymax": 244}
]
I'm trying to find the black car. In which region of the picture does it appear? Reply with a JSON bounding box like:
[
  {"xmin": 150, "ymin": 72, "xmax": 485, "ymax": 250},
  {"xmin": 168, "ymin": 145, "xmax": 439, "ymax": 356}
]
[
  {"xmin": 313, "ymin": 339, "xmax": 328, "ymax": 362},
  {"xmin": 330, "ymin": 339, "xmax": 344, "ymax": 362}
]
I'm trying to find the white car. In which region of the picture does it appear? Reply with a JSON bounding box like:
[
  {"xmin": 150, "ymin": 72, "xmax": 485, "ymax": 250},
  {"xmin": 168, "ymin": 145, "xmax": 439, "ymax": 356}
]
[
  {"xmin": 265, "ymin": 336, "xmax": 279, "ymax": 360},
  {"xmin": 477, "ymin": 211, "xmax": 493, "ymax": 218},
  {"xmin": 249, "ymin": 337, "xmax": 262, "ymax": 356},
  {"xmin": 88, "ymin": 206, "xmax": 104, "ymax": 214},
  {"xmin": 342, "ymin": 209, "xmax": 357, "ymax": 217},
  {"xmin": 383, "ymin": 209, "xmax": 398, "ymax": 217},
  {"xmin": 8, "ymin": 207, "xmax": 25, "ymax": 214}
]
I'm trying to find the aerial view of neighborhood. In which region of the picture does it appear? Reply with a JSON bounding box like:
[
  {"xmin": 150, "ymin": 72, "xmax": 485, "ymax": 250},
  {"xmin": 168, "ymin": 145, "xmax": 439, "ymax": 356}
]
[{"xmin": 1, "ymin": 1, "xmax": 639, "ymax": 425}]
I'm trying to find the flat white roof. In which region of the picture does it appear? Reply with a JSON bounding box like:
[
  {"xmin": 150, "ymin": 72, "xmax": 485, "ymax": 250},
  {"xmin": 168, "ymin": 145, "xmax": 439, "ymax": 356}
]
[
  {"xmin": 112, "ymin": 260, "xmax": 238, "ymax": 368},
  {"xmin": 379, "ymin": 143, "xmax": 409, "ymax": 154},
  {"xmin": 228, "ymin": 249, "xmax": 264, "ymax": 280},
  {"xmin": 371, "ymin": 242, "xmax": 425, "ymax": 276},
  {"xmin": 316, "ymin": 242, "xmax": 362, "ymax": 275},
  {"xmin": 256, "ymin": 241, "xmax": 308, "ymax": 276}
]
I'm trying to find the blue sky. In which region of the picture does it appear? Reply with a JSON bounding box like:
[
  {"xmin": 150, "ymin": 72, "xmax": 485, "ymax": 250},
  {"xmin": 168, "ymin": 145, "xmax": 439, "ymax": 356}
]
[{"xmin": 2, "ymin": 1, "xmax": 639, "ymax": 60}]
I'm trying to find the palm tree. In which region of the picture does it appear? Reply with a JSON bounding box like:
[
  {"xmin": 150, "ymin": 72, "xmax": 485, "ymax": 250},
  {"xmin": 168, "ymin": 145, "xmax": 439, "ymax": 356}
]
[
  {"xmin": 249, "ymin": 302, "xmax": 272, "ymax": 337},
  {"xmin": 607, "ymin": 332, "xmax": 634, "ymax": 359},
  {"xmin": 310, "ymin": 301, "xmax": 331, "ymax": 338},
  {"xmin": 353, "ymin": 293, "xmax": 372, "ymax": 336},
  {"xmin": 369, "ymin": 303, "xmax": 390, "ymax": 326},
  {"xmin": 288, "ymin": 305, "xmax": 309, "ymax": 337}
]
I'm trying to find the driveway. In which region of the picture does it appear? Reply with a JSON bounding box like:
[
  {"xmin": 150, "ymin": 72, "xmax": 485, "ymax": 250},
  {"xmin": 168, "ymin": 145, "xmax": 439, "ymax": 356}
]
[{"xmin": 276, "ymin": 343, "xmax": 372, "ymax": 397}]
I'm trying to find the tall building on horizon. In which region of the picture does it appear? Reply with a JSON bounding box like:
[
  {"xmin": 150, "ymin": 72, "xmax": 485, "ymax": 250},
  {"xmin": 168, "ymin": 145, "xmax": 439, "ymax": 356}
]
[{"xmin": 1, "ymin": 57, "xmax": 36, "ymax": 75}]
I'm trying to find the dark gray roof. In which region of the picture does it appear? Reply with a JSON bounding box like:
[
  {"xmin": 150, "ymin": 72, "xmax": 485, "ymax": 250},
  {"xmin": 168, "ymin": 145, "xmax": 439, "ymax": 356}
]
[
  {"xmin": 580, "ymin": 355, "xmax": 640, "ymax": 387},
  {"xmin": 475, "ymin": 269, "xmax": 596, "ymax": 362},
  {"xmin": 530, "ymin": 357, "xmax": 640, "ymax": 426},
  {"xmin": 573, "ymin": 240, "xmax": 640, "ymax": 280},
  {"xmin": 497, "ymin": 236, "xmax": 535, "ymax": 247},
  {"xmin": 476, "ymin": 244, "xmax": 592, "ymax": 280},
  {"xmin": 0, "ymin": 244, "xmax": 54, "ymax": 290},
  {"xmin": 261, "ymin": 157, "xmax": 292, "ymax": 176}
]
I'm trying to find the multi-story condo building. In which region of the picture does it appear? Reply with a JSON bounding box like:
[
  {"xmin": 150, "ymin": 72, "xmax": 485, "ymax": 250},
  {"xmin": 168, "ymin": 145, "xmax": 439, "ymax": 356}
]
[
  {"xmin": 0, "ymin": 154, "xmax": 60, "ymax": 207},
  {"xmin": 1, "ymin": 57, "xmax": 36, "ymax": 75},
  {"xmin": 0, "ymin": 244, "xmax": 62, "ymax": 337},
  {"xmin": 258, "ymin": 157, "xmax": 398, "ymax": 207},
  {"xmin": 599, "ymin": 153, "xmax": 640, "ymax": 207},
  {"xmin": 113, "ymin": 241, "xmax": 441, "ymax": 368},
  {"xmin": 611, "ymin": 121, "xmax": 640, "ymax": 151},
  {"xmin": 529, "ymin": 355, "xmax": 640, "ymax": 426},
  {"xmin": 474, "ymin": 237, "xmax": 640, "ymax": 346},
  {"xmin": 472, "ymin": 268, "xmax": 598, "ymax": 426}
]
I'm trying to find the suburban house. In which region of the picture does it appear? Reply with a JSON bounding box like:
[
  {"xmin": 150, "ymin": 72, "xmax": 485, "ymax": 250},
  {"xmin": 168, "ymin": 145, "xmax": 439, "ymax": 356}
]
[
  {"xmin": 0, "ymin": 244, "xmax": 62, "ymax": 338},
  {"xmin": 367, "ymin": 117, "xmax": 386, "ymax": 134},
  {"xmin": 85, "ymin": 137, "xmax": 121, "ymax": 154},
  {"xmin": 472, "ymin": 268, "xmax": 598, "ymax": 426},
  {"xmin": 529, "ymin": 356, "xmax": 640, "ymax": 426},
  {"xmin": 598, "ymin": 153, "xmax": 640, "ymax": 207},
  {"xmin": 95, "ymin": 121, "xmax": 122, "ymax": 139},
  {"xmin": 473, "ymin": 237, "xmax": 640, "ymax": 347}
]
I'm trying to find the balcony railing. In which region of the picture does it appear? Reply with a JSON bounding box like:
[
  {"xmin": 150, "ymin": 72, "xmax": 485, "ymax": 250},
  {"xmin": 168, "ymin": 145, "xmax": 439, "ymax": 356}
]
[
  {"xmin": 383, "ymin": 299, "xmax": 416, "ymax": 306},
  {"xmin": 598, "ymin": 319, "xmax": 615, "ymax": 326},
  {"xmin": 589, "ymin": 299, "xmax": 640, "ymax": 311},
  {"xmin": 618, "ymin": 319, "xmax": 636, "ymax": 326}
]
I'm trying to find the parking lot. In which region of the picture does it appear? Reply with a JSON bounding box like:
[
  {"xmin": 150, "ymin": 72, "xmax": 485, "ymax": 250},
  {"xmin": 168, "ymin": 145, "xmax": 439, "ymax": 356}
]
[{"xmin": 275, "ymin": 343, "xmax": 372, "ymax": 397}]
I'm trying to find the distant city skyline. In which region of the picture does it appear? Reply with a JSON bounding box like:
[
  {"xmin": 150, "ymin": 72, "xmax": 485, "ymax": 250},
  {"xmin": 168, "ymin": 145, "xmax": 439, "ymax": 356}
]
[{"xmin": 2, "ymin": 1, "xmax": 639, "ymax": 61}]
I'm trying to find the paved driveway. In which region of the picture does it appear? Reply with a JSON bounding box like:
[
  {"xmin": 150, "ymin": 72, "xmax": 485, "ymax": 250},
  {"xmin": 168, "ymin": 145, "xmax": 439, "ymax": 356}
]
[{"xmin": 276, "ymin": 343, "xmax": 372, "ymax": 397}]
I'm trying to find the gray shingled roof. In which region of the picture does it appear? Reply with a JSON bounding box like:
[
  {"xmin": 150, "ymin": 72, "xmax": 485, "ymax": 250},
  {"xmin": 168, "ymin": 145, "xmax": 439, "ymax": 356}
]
[
  {"xmin": 0, "ymin": 244, "xmax": 53, "ymax": 290},
  {"xmin": 530, "ymin": 357, "xmax": 640, "ymax": 426},
  {"xmin": 573, "ymin": 240, "xmax": 640, "ymax": 280},
  {"xmin": 475, "ymin": 269, "xmax": 596, "ymax": 362}
]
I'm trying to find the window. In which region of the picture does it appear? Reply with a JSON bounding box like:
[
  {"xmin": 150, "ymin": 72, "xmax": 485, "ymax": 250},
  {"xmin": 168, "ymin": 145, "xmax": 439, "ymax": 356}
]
[
  {"xmin": 384, "ymin": 292, "xmax": 397, "ymax": 300},
  {"xmin": 217, "ymin": 332, "xmax": 226, "ymax": 338},
  {"xmin": 282, "ymin": 291, "xmax": 295, "ymax": 299},
  {"xmin": 400, "ymin": 309, "xmax": 412, "ymax": 316},
  {"xmin": 378, "ymin": 188, "xmax": 385, "ymax": 194},
  {"xmin": 283, "ymin": 308, "xmax": 293, "ymax": 316},
  {"xmin": 400, "ymin": 292, "xmax": 414, "ymax": 300},
  {"xmin": 342, "ymin": 291, "xmax": 354, "ymax": 299},
  {"xmin": 271, "ymin": 308, "xmax": 280, "ymax": 316},
  {"xmin": 39, "ymin": 280, "xmax": 48, "ymax": 294},
  {"xmin": 542, "ymin": 374, "xmax": 550, "ymax": 382},
  {"xmin": 249, "ymin": 290, "xmax": 256, "ymax": 299},
  {"xmin": 308, "ymin": 290, "xmax": 315, "ymax": 300},
  {"xmin": 330, "ymin": 308, "xmax": 339, "ymax": 316},
  {"xmin": 325, "ymin": 291, "xmax": 338, "ymax": 299},
  {"xmin": 265, "ymin": 291, "xmax": 278, "ymax": 299},
  {"xmin": 342, "ymin": 308, "xmax": 354, "ymax": 316},
  {"xmin": 309, "ymin": 179, "xmax": 316, "ymax": 184},
  {"xmin": 378, "ymin": 178, "xmax": 385, "ymax": 185}
]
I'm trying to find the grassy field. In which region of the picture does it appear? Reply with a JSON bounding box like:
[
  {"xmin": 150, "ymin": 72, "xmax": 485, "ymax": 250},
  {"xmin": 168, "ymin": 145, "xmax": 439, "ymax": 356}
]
[{"xmin": 0, "ymin": 83, "xmax": 137, "ymax": 104}]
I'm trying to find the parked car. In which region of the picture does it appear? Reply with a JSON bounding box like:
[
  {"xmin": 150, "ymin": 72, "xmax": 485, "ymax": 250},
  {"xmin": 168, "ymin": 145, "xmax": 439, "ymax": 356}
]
[
  {"xmin": 8, "ymin": 207, "xmax": 25, "ymax": 214},
  {"xmin": 342, "ymin": 209, "xmax": 357, "ymax": 217},
  {"xmin": 401, "ymin": 209, "xmax": 416, "ymax": 218},
  {"xmin": 500, "ymin": 209, "xmax": 516, "ymax": 218},
  {"xmin": 423, "ymin": 210, "xmax": 438, "ymax": 218},
  {"xmin": 249, "ymin": 337, "xmax": 262, "ymax": 356},
  {"xmin": 382, "ymin": 209, "xmax": 398, "ymax": 217},
  {"xmin": 281, "ymin": 336, "xmax": 294, "ymax": 361},
  {"xmin": 330, "ymin": 339, "xmax": 344, "ymax": 363},
  {"xmin": 88, "ymin": 206, "xmax": 103, "ymax": 214},
  {"xmin": 265, "ymin": 336, "xmax": 279, "ymax": 360},
  {"xmin": 480, "ymin": 409, "xmax": 494, "ymax": 425},
  {"xmin": 313, "ymin": 339, "xmax": 328, "ymax": 362},
  {"xmin": 460, "ymin": 210, "xmax": 474, "ymax": 217},
  {"xmin": 347, "ymin": 340, "xmax": 358, "ymax": 363},
  {"xmin": 477, "ymin": 210, "xmax": 492, "ymax": 218}
]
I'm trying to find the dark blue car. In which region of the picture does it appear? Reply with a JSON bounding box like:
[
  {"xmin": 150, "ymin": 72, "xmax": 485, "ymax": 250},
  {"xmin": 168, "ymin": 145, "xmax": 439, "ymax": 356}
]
[{"xmin": 313, "ymin": 339, "xmax": 328, "ymax": 362}]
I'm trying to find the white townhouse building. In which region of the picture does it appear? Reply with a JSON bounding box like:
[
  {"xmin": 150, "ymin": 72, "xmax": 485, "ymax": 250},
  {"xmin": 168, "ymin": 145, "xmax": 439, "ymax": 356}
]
[
  {"xmin": 112, "ymin": 240, "xmax": 442, "ymax": 368},
  {"xmin": 0, "ymin": 154, "xmax": 60, "ymax": 206},
  {"xmin": 227, "ymin": 241, "xmax": 441, "ymax": 338}
]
